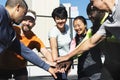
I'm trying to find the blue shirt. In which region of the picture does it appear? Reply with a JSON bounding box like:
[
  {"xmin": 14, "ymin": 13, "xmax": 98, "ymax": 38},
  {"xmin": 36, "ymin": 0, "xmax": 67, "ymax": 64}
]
[
  {"xmin": 0, "ymin": 5, "xmax": 50, "ymax": 71},
  {"xmin": 0, "ymin": 5, "xmax": 16, "ymax": 53}
]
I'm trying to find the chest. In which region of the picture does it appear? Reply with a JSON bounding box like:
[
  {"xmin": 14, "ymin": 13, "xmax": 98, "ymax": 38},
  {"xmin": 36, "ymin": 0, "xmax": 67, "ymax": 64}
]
[{"xmin": 57, "ymin": 30, "xmax": 71, "ymax": 47}]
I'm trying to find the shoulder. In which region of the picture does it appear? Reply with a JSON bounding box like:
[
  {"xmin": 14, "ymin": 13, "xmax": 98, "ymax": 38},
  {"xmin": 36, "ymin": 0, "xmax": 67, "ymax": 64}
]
[
  {"xmin": 50, "ymin": 26, "xmax": 58, "ymax": 32},
  {"xmin": 13, "ymin": 26, "xmax": 21, "ymax": 33},
  {"xmin": 0, "ymin": 5, "xmax": 6, "ymax": 13},
  {"xmin": 48, "ymin": 26, "xmax": 59, "ymax": 38},
  {"xmin": 65, "ymin": 24, "xmax": 70, "ymax": 30},
  {"xmin": 0, "ymin": 5, "xmax": 7, "ymax": 22}
]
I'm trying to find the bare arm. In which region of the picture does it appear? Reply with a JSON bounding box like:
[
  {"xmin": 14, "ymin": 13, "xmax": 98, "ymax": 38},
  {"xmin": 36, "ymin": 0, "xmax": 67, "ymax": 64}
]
[
  {"xmin": 49, "ymin": 37, "xmax": 58, "ymax": 61},
  {"xmin": 40, "ymin": 47, "xmax": 53, "ymax": 61},
  {"xmin": 56, "ymin": 33, "xmax": 106, "ymax": 62},
  {"xmin": 40, "ymin": 47, "xmax": 57, "ymax": 67}
]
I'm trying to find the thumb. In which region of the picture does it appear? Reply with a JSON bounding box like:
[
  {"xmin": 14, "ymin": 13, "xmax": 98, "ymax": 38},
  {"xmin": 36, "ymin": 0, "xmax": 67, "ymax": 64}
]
[
  {"xmin": 52, "ymin": 73, "xmax": 57, "ymax": 79},
  {"xmin": 55, "ymin": 58, "xmax": 61, "ymax": 63}
]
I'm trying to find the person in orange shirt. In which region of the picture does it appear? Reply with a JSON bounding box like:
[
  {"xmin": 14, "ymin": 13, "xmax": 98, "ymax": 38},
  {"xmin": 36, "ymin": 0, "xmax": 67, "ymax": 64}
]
[{"xmin": 0, "ymin": 10, "xmax": 55, "ymax": 80}]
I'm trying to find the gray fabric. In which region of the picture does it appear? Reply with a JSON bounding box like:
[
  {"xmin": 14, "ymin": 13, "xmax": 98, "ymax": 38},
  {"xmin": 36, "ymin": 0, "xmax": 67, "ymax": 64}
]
[
  {"xmin": 96, "ymin": 0, "xmax": 120, "ymax": 40},
  {"xmin": 83, "ymin": 53, "xmax": 96, "ymax": 69}
]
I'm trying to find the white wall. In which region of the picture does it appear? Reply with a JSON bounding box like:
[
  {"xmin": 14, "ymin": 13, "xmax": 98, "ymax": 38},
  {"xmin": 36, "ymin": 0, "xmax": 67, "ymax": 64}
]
[{"xmin": 25, "ymin": 0, "xmax": 60, "ymax": 47}]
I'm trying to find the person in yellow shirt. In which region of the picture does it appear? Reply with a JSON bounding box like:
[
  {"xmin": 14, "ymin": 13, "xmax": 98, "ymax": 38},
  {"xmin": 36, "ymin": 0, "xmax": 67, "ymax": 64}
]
[{"xmin": 0, "ymin": 10, "xmax": 55, "ymax": 80}]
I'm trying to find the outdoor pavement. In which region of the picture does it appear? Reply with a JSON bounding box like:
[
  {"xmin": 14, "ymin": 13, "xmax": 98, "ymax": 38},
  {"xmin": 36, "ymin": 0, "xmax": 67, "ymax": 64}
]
[
  {"xmin": 28, "ymin": 75, "xmax": 78, "ymax": 80},
  {"xmin": 27, "ymin": 59, "xmax": 78, "ymax": 80}
]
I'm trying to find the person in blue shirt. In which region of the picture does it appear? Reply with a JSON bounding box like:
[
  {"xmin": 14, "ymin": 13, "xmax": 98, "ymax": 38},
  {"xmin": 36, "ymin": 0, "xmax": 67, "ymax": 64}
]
[{"xmin": 0, "ymin": 0, "xmax": 57, "ymax": 79}]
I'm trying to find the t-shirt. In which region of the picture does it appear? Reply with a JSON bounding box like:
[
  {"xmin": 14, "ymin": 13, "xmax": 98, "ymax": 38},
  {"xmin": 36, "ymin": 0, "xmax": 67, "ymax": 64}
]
[
  {"xmin": 96, "ymin": 0, "xmax": 120, "ymax": 41},
  {"xmin": 0, "ymin": 26, "xmax": 46, "ymax": 69},
  {"xmin": 0, "ymin": 5, "xmax": 50, "ymax": 71},
  {"xmin": 0, "ymin": 5, "xmax": 16, "ymax": 53},
  {"xmin": 48, "ymin": 24, "xmax": 71, "ymax": 56}
]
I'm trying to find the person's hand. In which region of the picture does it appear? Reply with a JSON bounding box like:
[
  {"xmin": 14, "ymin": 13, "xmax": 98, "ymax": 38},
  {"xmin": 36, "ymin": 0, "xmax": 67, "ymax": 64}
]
[
  {"xmin": 48, "ymin": 67, "xmax": 58, "ymax": 79},
  {"xmin": 57, "ymin": 60, "xmax": 73, "ymax": 72},
  {"xmin": 56, "ymin": 62, "xmax": 66, "ymax": 73},
  {"xmin": 64, "ymin": 60, "xmax": 73, "ymax": 71},
  {"xmin": 55, "ymin": 55, "xmax": 70, "ymax": 63},
  {"xmin": 45, "ymin": 61, "xmax": 57, "ymax": 67}
]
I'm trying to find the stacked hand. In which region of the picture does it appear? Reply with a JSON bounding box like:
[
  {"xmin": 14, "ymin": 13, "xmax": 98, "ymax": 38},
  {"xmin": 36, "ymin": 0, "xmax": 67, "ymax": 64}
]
[
  {"xmin": 47, "ymin": 56, "xmax": 73, "ymax": 79},
  {"xmin": 56, "ymin": 60, "xmax": 73, "ymax": 73},
  {"xmin": 55, "ymin": 55, "xmax": 70, "ymax": 63}
]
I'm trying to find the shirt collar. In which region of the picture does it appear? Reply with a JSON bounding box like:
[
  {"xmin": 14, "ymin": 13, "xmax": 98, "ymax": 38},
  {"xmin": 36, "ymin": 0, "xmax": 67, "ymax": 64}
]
[{"xmin": 111, "ymin": 0, "xmax": 118, "ymax": 14}]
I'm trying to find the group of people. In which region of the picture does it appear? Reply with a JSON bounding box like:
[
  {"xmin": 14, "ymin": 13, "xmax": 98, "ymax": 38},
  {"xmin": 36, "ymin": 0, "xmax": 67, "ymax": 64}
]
[
  {"xmin": 0, "ymin": 0, "xmax": 57, "ymax": 80},
  {"xmin": 56, "ymin": 0, "xmax": 120, "ymax": 80},
  {"xmin": 0, "ymin": 0, "xmax": 120, "ymax": 80}
]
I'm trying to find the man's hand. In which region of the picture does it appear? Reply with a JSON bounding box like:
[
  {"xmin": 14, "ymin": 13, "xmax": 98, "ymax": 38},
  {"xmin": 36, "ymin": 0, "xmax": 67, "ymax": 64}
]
[
  {"xmin": 57, "ymin": 60, "xmax": 73, "ymax": 72},
  {"xmin": 48, "ymin": 67, "xmax": 57, "ymax": 79},
  {"xmin": 64, "ymin": 60, "xmax": 73, "ymax": 71},
  {"xmin": 55, "ymin": 55, "xmax": 70, "ymax": 63}
]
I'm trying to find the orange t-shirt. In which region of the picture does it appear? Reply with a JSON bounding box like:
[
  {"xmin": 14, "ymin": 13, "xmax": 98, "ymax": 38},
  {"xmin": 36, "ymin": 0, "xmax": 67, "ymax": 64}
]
[
  {"xmin": 0, "ymin": 26, "xmax": 45, "ymax": 69},
  {"xmin": 14, "ymin": 26, "xmax": 45, "ymax": 59}
]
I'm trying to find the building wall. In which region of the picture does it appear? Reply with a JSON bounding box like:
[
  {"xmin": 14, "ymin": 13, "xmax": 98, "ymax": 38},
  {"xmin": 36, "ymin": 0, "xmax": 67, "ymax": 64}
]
[{"xmin": 25, "ymin": 0, "xmax": 60, "ymax": 47}]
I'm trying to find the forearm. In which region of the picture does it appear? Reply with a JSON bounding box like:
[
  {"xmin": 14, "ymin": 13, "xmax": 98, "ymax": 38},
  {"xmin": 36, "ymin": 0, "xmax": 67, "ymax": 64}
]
[
  {"xmin": 11, "ymin": 39, "xmax": 50, "ymax": 71},
  {"xmin": 21, "ymin": 43, "xmax": 50, "ymax": 71},
  {"xmin": 51, "ymin": 49, "xmax": 58, "ymax": 61},
  {"xmin": 67, "ymin": 39, "xmax": 96, "ymax": 59},
  {"xmin": 41, "ymin": 48, "xmax": 53, "ymax": 61},
  {"xmin": 68, "ymin": 34, "xmax": 105, "ymax": 59}
]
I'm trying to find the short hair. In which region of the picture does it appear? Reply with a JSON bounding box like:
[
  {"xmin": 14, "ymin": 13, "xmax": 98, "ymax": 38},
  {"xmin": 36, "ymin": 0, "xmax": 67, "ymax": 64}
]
[
  {"xmin": 86, "ymin": 2, "xmax": 105, "ymax": 23},
  {"xmin": 86, "ymin": 2, "xmax": 98, "ymax": 17},
  {"xmin": 86, "ymin": 2, "xmax": 106, "ymax": 34},
  {"xmin": 52, "ymin": 7, "xmax": 68, "ymax": 19},
  {"xmin": 74, "ymin": 16, "xmax": 87, "ymax": 26},
  {"xmin": 5, "ymin": 0, "xmax": 28, "ymax": 10}
]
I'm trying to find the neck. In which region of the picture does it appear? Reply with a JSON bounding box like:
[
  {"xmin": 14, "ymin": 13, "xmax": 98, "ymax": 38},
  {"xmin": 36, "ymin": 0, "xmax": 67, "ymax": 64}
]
[
  {"xmin": 5, "ymin": 6, "xmax": 14, "ymax": 21},
  {"xmin": 109, "ymin": 0, "xmax": 115, "ymax": 12}
]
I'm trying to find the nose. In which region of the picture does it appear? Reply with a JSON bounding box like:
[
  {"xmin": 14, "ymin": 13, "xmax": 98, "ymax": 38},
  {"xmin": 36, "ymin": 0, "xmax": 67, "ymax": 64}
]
[
  {"xmin": 59, "ymin": 19, "xmax": 64, "ymax": 22},
  {"xmin": 25, "ymin": 20, "xmax": 30, "ymax": 25},
  {"xmin": 74, "ymin": 26, "xmax": 80, "ymax": 30}
]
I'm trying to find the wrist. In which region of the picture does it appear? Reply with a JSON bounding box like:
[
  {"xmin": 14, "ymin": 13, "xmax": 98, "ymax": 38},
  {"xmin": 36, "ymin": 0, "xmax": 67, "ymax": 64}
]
[{"xmin": 67, "ymin": 53, "xmax": 71, "ymax": 60}]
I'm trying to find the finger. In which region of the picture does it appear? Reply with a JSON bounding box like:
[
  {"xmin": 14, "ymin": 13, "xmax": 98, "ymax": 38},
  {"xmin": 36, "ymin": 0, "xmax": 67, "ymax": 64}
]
[
  {"xmin": 65, "ymin": 65, "xmax": 69, "ymax": 71},
  {"xmin": 61, "ymin": 68, "xmax": 65, "ymax": 73},
  {"xmin": 52, "ymin": 73, "xmax": 57, "ymax": 79},
  {"xmin": 55, "ymin": 57, "xmax": 63, "ymax": 63},
  {"xmin": 57, "ymin": 63, "xmax": 63, "ymax": 69},
  {"xmin": 52, "ymin": 62, "xmax": 57, "ymax": 67}
]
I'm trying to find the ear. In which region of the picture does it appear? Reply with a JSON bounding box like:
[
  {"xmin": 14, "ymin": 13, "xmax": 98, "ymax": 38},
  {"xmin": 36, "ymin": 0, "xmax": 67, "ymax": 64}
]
[
  {"xmin": 15, "ymin": 4, "xmax": 21, "ymax": 12},
  {"xmin": 33, "ymin": 22, "xmax": 36, "ymax": 26}
]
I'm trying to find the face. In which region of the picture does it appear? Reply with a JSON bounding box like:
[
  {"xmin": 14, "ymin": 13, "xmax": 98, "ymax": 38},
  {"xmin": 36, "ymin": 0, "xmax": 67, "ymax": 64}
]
[
  {"xmin": 90, "ymin": 0, "xmax": 108, "ymax": 11},
  {"xmin": 73, "ymin": 19, "xmax": 87, "ymax": 35},
  {"xmin": 88, "ymin": 10, "xmax": 98, "ymax": 23},
  {"xmin": 21, "ymin": 18, "xmax": 35, "ymax": 32},
  {"xmin": 13, "ymin": 6, "xmax": 27, "ymax": 24},
  {"xmin": 54, "ymin": 17, "xmax": 67, "ymax": 29}
]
